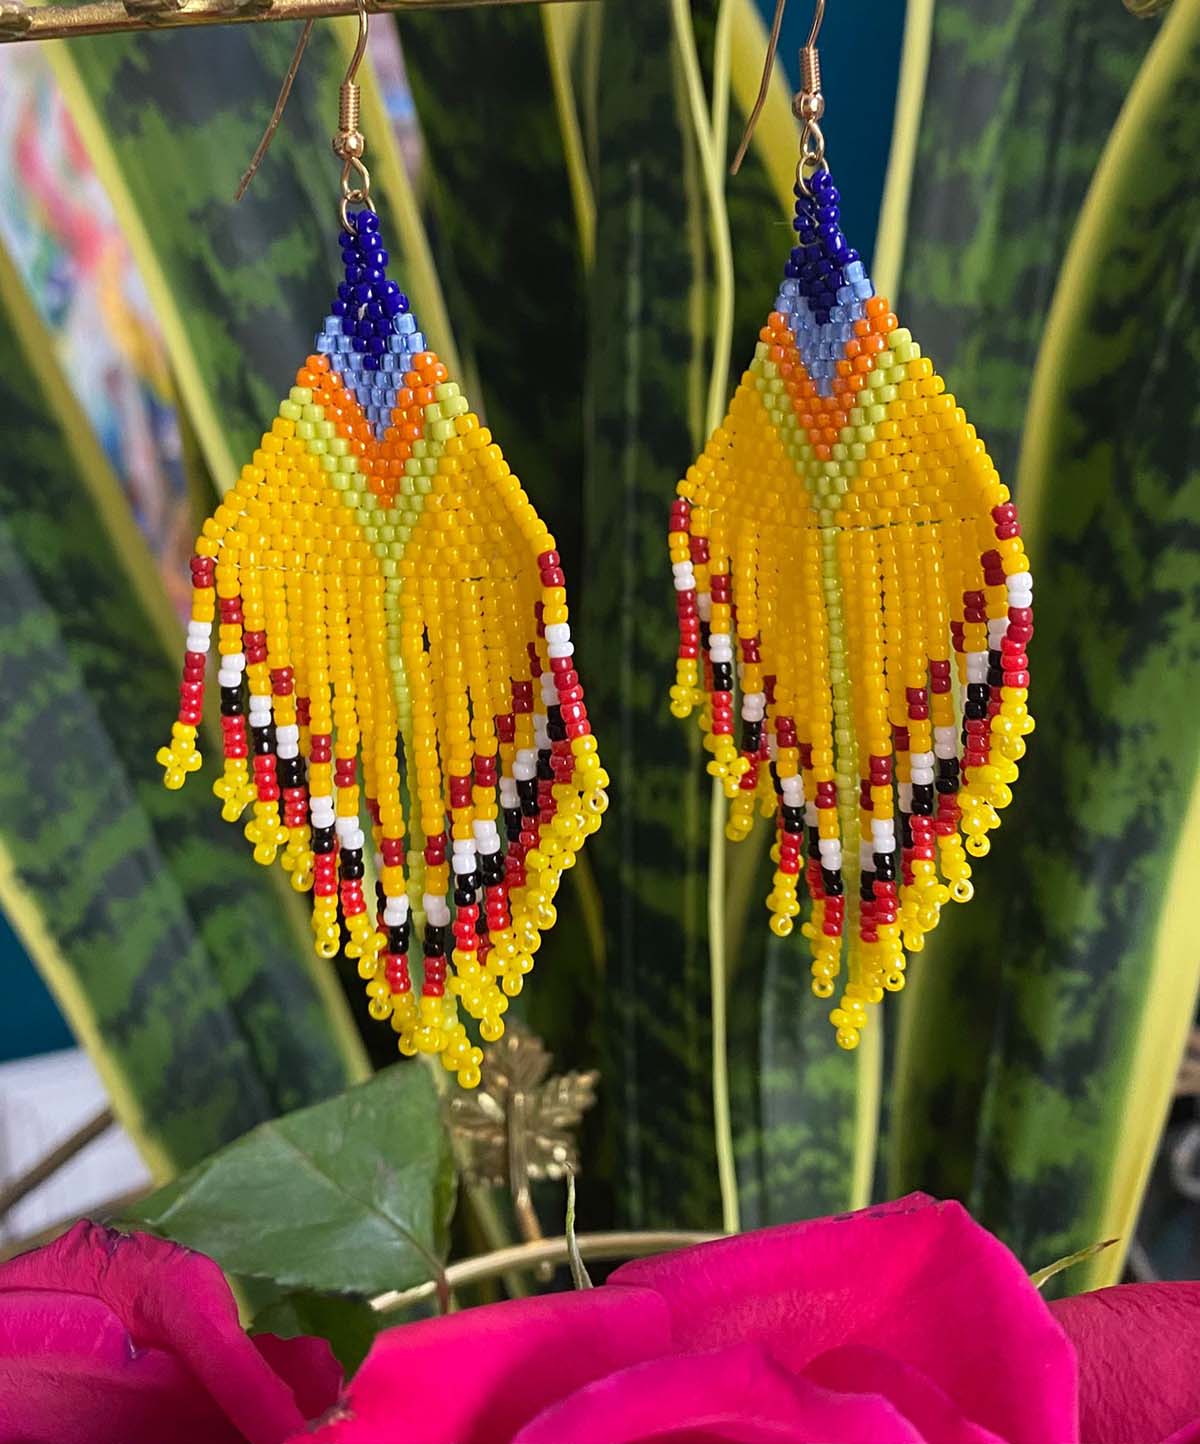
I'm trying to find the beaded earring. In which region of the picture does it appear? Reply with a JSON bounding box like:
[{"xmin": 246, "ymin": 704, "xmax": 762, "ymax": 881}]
[
  {"xmin": 156, "ymin": 12, "xmax": 607, "ymax": 1088},
  {"xmin": 668, "ymin": 3, "xmax": 1033, "ymax": 1051}
]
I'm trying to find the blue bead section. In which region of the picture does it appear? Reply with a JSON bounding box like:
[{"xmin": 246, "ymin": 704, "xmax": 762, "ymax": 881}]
[
  {"xmin": 776, "ymin": 168, "xmax": 875, "ymax": 397},
  {"xmin": 319, "ymin": 209, "xmax": 419, "ymax": 435}
]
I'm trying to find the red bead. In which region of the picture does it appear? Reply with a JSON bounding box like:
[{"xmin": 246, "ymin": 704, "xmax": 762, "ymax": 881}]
[{"xmin": 536, "ymin": 550, "xmax": 560, "ymax": 570}]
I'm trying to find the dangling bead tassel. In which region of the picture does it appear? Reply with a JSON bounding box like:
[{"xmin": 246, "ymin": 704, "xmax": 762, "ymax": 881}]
[{"xmin": 158, "ymin": 210, "xmax": 607, "ymax": 1086}]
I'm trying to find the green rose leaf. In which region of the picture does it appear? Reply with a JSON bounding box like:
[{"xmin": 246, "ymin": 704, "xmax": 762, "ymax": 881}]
[{"xmin": 126, "ymin": 1061, "xmax": 455, "ymax": 1299}]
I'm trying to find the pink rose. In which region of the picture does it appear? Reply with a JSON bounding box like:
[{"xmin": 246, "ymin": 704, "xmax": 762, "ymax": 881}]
[
  {"xmin": 295, "ymin": 1195, "xmax": 1200, "ymax": 1444},
  {"xmin": 297, "ymin": 1195, "xmax": 1071, "ymax": 1444},
  {"xmin": 0, "ymin": 1220, "xmax": 340, "ymax": 1444}
]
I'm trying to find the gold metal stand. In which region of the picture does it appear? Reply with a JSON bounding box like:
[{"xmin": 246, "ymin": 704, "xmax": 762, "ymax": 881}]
[{"xmin": 0, "ymin": 0, "xmax": 594, "ymax": 46}]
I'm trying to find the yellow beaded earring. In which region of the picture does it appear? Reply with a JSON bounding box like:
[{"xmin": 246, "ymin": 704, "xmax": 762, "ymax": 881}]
[
  {"xmin": 668, "ymin": 0, "xmax": 1033, "ymax": 1050},
  {"xmin": 156, "ymin": 6, "xmax": 607, "ymax": 1087}
]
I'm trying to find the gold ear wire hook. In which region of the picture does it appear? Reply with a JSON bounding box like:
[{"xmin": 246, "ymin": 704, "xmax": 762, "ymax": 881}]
[
  {"xmin": 332, "ymin": 0, "xmax": 373, "ymax": 232},
  {"xmin": 730, "ymin": 0, "xmax": 827, "ymax": 185}
]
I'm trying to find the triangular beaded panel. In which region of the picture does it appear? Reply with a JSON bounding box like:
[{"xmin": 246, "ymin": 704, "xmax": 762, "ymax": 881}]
[
  {"xmin": 668, "ymin": 168, "xmax": 1034, "ymax": 1051},
  {"xmin": 159, "ymin": 211, "xmax": 608, "ymax": 1088}
]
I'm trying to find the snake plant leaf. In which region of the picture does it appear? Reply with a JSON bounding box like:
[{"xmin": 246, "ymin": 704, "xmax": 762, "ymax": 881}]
[
  {"xmin": 51, "ymin": 21, "xmax": 453, "ymax": 489},
  {"xmin": 126, "ymin": 1061, "xmax": 456, "ymax": 1299},
  {"xmin": 889, "ymin": 0, "xmax": 1200, "ymax": 1292},
  {"xmin": 0, "ymin": 236, "xmax": 366, "ymax": 1179},
  {"xmin": 395, "ymin": 5, "xmax": 588, "ymax": 577},
  {"xmin": 886, "ymin": 0, "xmax": 1156, "ymax": 482}
]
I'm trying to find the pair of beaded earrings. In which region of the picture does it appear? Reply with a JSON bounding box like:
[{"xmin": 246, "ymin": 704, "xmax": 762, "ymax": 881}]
[
  {"xmin": 157, "ymin": 13, "xmax": 606, "ymax": 1088},
  {"xmin": 158, "ymin": 0, "xmax": 1032, "ymax": 1082},
  {"xmin": 669, "ymin": 0, "xmax": 1033, "ymax": 1050}
]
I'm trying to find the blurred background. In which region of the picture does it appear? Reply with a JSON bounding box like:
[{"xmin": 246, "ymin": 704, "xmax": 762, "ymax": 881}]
[{"xmin": 2, "ymin": 0, "xmax": 1198, "ymax": 1291}]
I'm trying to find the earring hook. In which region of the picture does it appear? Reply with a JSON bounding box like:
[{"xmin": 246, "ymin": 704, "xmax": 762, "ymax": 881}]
[
  {"xmin": 729, "ymin": 0, "xmax": 827, "ymax": 182},
  {"xmin": 333, "ymin": 0, "xmax": 373, "ymax": 232}
]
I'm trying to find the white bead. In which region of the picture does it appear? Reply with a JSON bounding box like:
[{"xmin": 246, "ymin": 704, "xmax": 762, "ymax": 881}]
[
  {"xmin": 898, "ymin": 783, "xmax": 913, "ymax": 811},
  {"xmin": 225, "ymin": 652, "xmax": 246, "ymax": 672},
  {"xmin": 674, "ymin": 573, "xmax": 696, "ymax": 593},
  {"xmin": 1009, "ymin": 590, "xmax": 1033, "ymax": 610},
  {"xmin": 934, "ymin": 726, "xmax": 957, "ymax": 759},
  {"xmin": 709, "ymin": 641, "xmax": 734, "ymax": 663},
  {"xmin": 424, "ymin": 895, "xmax": 451, "ymax": 927},
  {"xmin": 187, "ymin": 620, "xmax": 212, "ymax": 641},
  {"xmin": 805, "ymin": 802, "xmax": 818, "ymax": 826},
  {"xmin": 911, "ymin": 765, "xmax": 935, "ymax": 785},
  {"xmin": 187, "ymin": 635, "xmax": 211, "ymax": 654},
  {"xmin": 276, "ymin": 724, "xmax": 299, "ymax": 747},
  {"xmin": 741, "ymin": 693, "xmax": 766, "ymax": 721},
  {"xmin": 781, "ymin": 776, "xmax": 804, "ymax": 805},
  {"xmin": 860, "ymin": 841, "xmax": 875, "ymax": 869},
  {"xmin": 871, "ymin": 819, "xmax": 895, "ymax": 845},
  {"xmin": 514, "ymin": 750, "xmax": 537, "ymax": 781},
  {"xmin": 452, "ymin": 853, "xmax": 476, "ymax": 875},
  {"xmin": 671, "ymin": 561, "xmax": 693, "ymax": 579},
  {"xmin": 452, "ymin": 838, "xmax": 474, "ymax": 854},
  {"xmin": 500, "ymin": 777, "xmax": 518, "ymax": 807},
  {"xmin": 697, "ymin": 593, "xmax": 712, "ymax": 622},
  {"xmin": 383, "ymin": 898, "xmax": 409, "ymax": 926},
  {"xmin": 277, "ymin": 740, "xmax": 299, "ymax": 759},
  {"xmin": 541, "ymin": 672, "xmax": 558, "ymax": 704},
  {"xmin": 545, "ymin": 623, "xmax": 571, "ymax": 645},
  {"xmin": 1007, "ymin": 571, "xmax": 1032, "ymax": 593},
  {"xmin": 534, "ymin": 717, "xmax": 550, "ymax": 750},
  {"xmin": 548, "ymin": 641, "xmax": 574, "ymax": 659},
  {"xmin": 818, "ymin": 838, "xmax": 840, "ymax": 857},
  {"xmin": 910, "ymin": 750, "xmax": 934, "ymax": 770}
]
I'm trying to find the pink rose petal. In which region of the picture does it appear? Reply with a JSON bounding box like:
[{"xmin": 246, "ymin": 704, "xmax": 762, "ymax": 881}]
[
  {"xmin": 0, "ymin": 1222, "xmax": 339, "ymax": 1444},
  {"xmin": 512, "ymin": 1341, "xmax": 926, "ymax": 1444},
  {"xmin": 301, "ymin": 1285, "xmax": 671, "ymax": 1444},
  {"xmin": 0, "ymin": 1289, "xmax": 245, "ymax": 1444},
  {"xmin": 805, "ymin": 1344, "xmax": 1008, "ymax": 1444},
  {"xmin": 1052, "ymin": 1282, "xmax": 1200, "ymax": 1444},
  {"xmin": 612, "ymin": 1194, "xmax": 1076, "ymax": 1444}
]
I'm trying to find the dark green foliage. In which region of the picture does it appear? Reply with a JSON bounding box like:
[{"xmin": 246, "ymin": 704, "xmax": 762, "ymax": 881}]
[
  {"xmin": 127, "ymin": 1061, "xmax": 455, "ymax": 1295},
  {"xmin": 895, "ymin": 0, "xmax": 1155, "ymax": 481},
  {"xmin": 394, "ymin": 6, "xmax": 587, "ymax": 579},
  {"xmin": 890, "ymin": 2, "xmax": 1200, "ymax": 1288},
  {"xmin": 0, "ymin": 257, "xmax": 361, "ymax": 1173}
]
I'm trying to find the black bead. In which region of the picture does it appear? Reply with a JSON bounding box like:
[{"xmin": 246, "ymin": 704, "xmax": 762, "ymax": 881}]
[
  {"xmin": 966, "ymin": 683, "xmax": 989, "ymax": 704},
  {"xmin": 481, "ymin": 853, "xmax": 505, "ymax": 885},
  {"xmin": 808, "ymin": 826, "xmax": 822, "ymax": 859},
  {"xmin": 219, "ymin": 686, "xmax": 243, "ymax": 716},
  {"xmin": 278, "ymin": 757, "xmax": 304, "ymax": 789},
  {"xmin": 821, "ymin": 867, "xmax": 844, "ymax": 896},
  {"xmin": 860, "ymin": 875, "xmax": 877, "ymax": 903},
  {"xmin": 518, "ymin": 778, "xmax": 539, "ymax": 816},
  {"xmin": 712, "ymin": 662, "xmax": 734, "ymax": 693},
  {"xmin": 964, "ymin": 701, "xmax": 988, "ymax": 721},
  {"xmin": 312, "ymin": 825, "xmax": 336, "ymax": 854},
  {"xmin": 900, "ymin": 815, "xmax": 914, "ymax": 849},
  {"xmin": 424, "ymin": 925, "xmax": 447, "ymax": 957},
  {"xmin": 504, "ymin": 806, "xmax": 523, "ymax": 839},
  {"xmin": 454, "ymin": 886, "xmax": 476, "ymax": 908},
  {"xmin": 387, "ymin": 922, "xmax": 410, "ymax": 954},
  {"xmin": 781, "ymin": 803, "xmax": 804, "ymax": 832},
  {"xmin": 911, "ymin": 782, "xmax": 934, "ymax": 815},
  {"xmin": 537, "ymin": 754, "xmax": 555, "ymax": 781},
  {"xmin": 251, "ymin": 725, "xmax": 275, "ymax": 756},
  {"xmin": 875, "ymin": 852, "xmax": 897, "ymax": 881},
  {"xmin": 340, "ymin": 848, "xmax": 365, "ymax": 881},
  {"xmin": 743, "ymin": 720, "xmax": 763, "ymax": 752}
]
